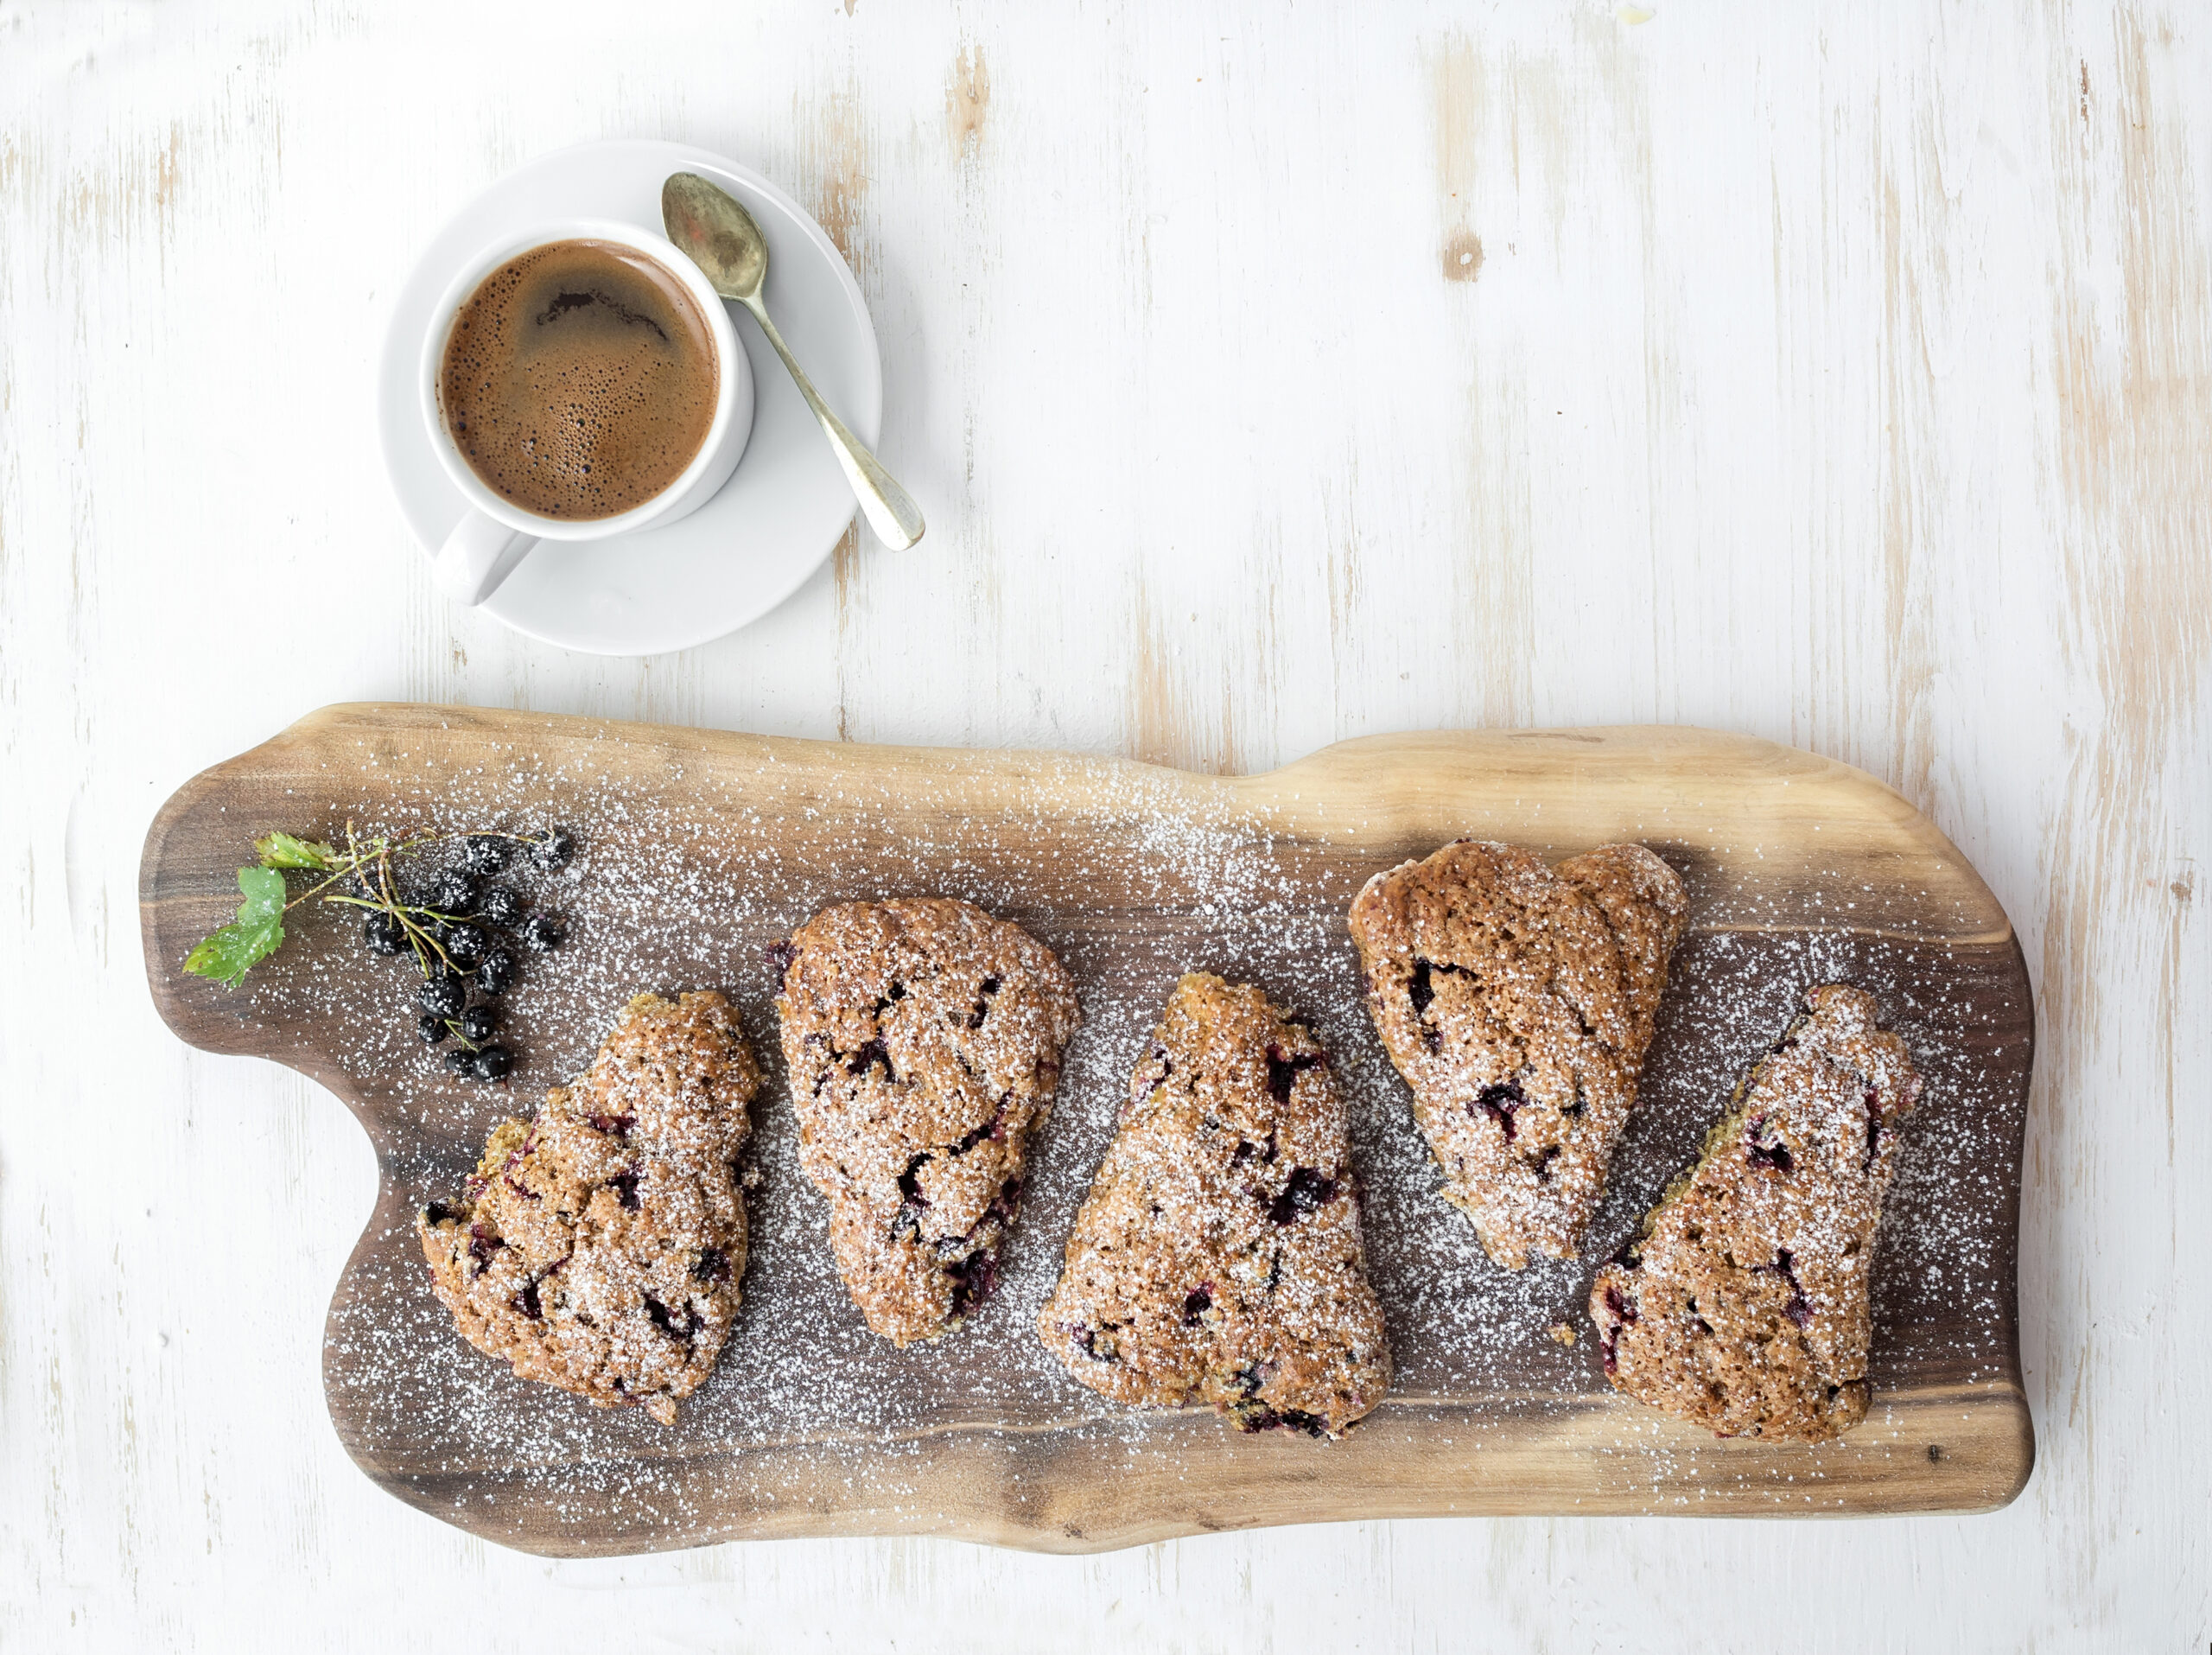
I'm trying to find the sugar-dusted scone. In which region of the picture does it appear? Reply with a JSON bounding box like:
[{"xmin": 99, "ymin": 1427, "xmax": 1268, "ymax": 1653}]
[
  {"xmin": 772, "ymin": 898, "xmax": 1080, "ymax": 1346},
  {"xmin": 417, "ymin": 991, "xmax": 760, "ymax": 1425},
  {"xmin": 1348, "ymin": 839, "xmax": 1688, "ymax": 1269},
  {"xmin": 1590, "ymin": 984, "xmax": 1923, "ymax": 1442},
  {"xmin": 1038, "ymin": 974, "xmax": 1390, "ymax": 1439}
]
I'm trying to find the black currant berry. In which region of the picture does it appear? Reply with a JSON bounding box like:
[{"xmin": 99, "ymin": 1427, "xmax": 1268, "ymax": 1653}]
[
  {"xmin": 529, "ymin": 827, "xmax": 576, "ymax": 871},
  {"xmin": 418, "ymin": 974, "xmax": 467, "ymax": 1019},
  {"xmin": 442, "ymin": 922, "xmax": 488, "ymax": 966},
  {"xmin": 462, "ymin": 836, "xmax": 514, "ymax": 875},
  {"xmin": 460, "ymin": 1005, "xmax": 497, "ymax": 1043},
  {"xmin": 442, "ymin": 1047, "xmax": 474, "ymax": 1075},
  {"xmin": 426, "ymin": 870, "xmax": 478, "ymax": 914},
  {"xmin": 519, "ymin": 914, "xmax": 566, "ymax": 953},
  {"xmin": 476, "ymin": 949, "xmax": 519, "ymax": 995},
  {"xmin": 476, "ymin": 886, "xmax": 524, "ymax": 927},
  {"xmin": 470, "ymin": 1045, "xmax": 513, "ymax": 1081},
  {"xmin": 417, "ymin": 1014, "xmax": 448, "ymax": 1046},
  {"xmin": 363, "ymin": 912, "xmax": 408, "ymax": 956}
]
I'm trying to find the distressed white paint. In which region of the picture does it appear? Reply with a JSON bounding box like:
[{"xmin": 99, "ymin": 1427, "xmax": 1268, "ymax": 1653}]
[{"xmin": 1, "ymin": 1, "xmax": 2205, "ymax": 1648}]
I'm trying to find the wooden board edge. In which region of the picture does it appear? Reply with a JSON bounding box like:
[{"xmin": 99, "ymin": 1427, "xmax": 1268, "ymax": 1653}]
[
  {"xmin": 332, "ymin": 1384, "xmax": 2037, "ymax": 1559},
  {"xmin": 170, "ymin": 702, "xmax": 1907, "ymax": 817},
  {"xmin": 1265, "ymin": 726, "xmax": 2018, "ymax": 939},
  {"xmin": 140, "ymin": 741, "xmax": 274, "ymax": 1060},
  {"xmin": 274, "ymin": 703, "xmax": 1860, "ymax": 798}
]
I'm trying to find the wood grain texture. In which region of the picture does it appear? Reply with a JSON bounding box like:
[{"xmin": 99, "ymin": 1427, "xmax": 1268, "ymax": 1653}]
[
  {"xmin": 140, "ymin": 704, "xmax": 2032, "ymax": 1553},
  {"xmin": 4, "ymin": 0, "xmax": 2208, "ymax": 1647}
]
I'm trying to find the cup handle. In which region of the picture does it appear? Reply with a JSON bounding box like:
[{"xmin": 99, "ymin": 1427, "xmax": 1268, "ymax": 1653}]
[{"xmin": 433, "ymin": 509, "xmax": 537, "ymax": 606}]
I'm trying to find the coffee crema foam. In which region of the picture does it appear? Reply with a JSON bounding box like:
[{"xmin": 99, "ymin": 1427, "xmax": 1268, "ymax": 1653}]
[{"xmin": 439, "ymin": 239, "xmax": 718, "ymax": 521}]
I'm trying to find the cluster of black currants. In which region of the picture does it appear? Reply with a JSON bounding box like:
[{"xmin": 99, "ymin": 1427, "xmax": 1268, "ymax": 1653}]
[{"xmin": 359, "ymin": 826, "xmax": 575, "ymax": 1082}]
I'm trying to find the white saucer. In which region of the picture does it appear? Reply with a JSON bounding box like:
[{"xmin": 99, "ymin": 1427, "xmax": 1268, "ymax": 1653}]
[{"xmin": 377, "ymin": 138, "xmax": 882, "ymax": 656}]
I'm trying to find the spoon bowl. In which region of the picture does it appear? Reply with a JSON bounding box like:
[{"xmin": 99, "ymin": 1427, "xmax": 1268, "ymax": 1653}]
[{"xmin": 663, "ymin": 173, "xmax": 769, "ymax": 302}]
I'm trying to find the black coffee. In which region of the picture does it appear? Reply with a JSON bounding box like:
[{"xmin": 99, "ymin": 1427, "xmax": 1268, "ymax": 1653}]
[{"xmin": 439, "ymin": 238, "xmax": 718, "ymax": 520}]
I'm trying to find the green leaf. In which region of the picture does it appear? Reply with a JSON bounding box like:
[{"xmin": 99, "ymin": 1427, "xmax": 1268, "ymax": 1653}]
[
  {"xmin": 256, "ymin": 831, "xmax": 338, "ymax": 870},
  {"xmin": 183, "ymin": 866, "xmax": 289, "ymax": 989}
]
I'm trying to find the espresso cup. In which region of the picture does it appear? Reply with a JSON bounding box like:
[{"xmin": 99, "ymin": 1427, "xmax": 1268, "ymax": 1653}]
[{"xmin": 418, "ymin": 218, "xmax": 753, "ymax": 606}]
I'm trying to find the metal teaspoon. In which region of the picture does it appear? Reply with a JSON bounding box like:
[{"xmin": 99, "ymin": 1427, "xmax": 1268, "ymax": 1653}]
[{"xmin": 662, "ymin": 172, "xmax": 925, "ymax": 551}]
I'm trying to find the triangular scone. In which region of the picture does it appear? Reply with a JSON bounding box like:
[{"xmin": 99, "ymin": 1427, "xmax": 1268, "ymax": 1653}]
[
  {"xmin": 1348, "ymin": 839, "xmax": 1688, "ymax": 1269},
  {"xmin": 1038, "ymin": 974, "xmax": 1390, "ymax": 1438},
  {"xmin": 1590, "ymin": 984, "xmax": 1923, "ymax": 1441},
  {"xmin": 773, "ymin": 898, "xmax": 1080, "ymax": 1346},
  {"xmin": 417, "ymin": 991, "xmax": 760, "ymax": 1426}
]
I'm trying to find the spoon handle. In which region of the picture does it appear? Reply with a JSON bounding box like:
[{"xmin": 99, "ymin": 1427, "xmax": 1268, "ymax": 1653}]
[{"xmin": 742, "ymin": 296, "xmax": 925, "ymax": 551}]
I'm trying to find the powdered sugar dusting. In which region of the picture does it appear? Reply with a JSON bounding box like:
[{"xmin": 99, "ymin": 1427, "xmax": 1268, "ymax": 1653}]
[{"xmin": 184, "ymin": 720, "xmax": 2028, "ymax": 1544}]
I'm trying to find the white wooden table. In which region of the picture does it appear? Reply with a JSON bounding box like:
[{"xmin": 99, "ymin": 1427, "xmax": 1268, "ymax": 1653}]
[{"xmin": 3, "ymin": 2, "xmax": 2203, "ymax": 1647}]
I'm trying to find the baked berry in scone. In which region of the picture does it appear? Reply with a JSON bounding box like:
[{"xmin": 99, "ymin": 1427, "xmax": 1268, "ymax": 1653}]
[
  {"xmin": 1347, "ymin": 839, "xmax": 1688, "ymax": 1270},
  {"xmin": 417, "ymin": 991, "xmax": 759, "ymax": 1425},
  {"xmin": 1038, "ymin": 973, "xmax": 1390, "ymax": 1439},
  {"xmin": 1589, "ymin": 983, "xmax": 1923, "ymax": 1442},
  {"xmin": 772, "ymin": 898, "xmax": 1080, "ymax": 1346}
]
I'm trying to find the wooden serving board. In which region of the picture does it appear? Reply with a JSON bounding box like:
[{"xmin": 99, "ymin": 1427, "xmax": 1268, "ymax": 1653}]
[{"xmin": 139, "ymin": 704, "xmax": 2035, "ymax": 1555}]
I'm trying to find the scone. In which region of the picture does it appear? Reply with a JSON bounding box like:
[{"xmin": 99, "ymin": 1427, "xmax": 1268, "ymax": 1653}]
[
  {"xmin": 1348, "ymin": 839, "xmax": 1688, "ymax": 1269},
  {"xmin": 1038, "ymin": 974, "xmax": 1390, "ymax": 1439},
  {"xmin": 417, "ymin": 990, "xmax": 760, "ymax": 1425},
  {"xmin": 772, "ymin": 898, "xmax": 1080, "ymax": 1346},
  {"xmin": 1589, "ymin": 983, "xmax": 1923, "ymax": 1442}
]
